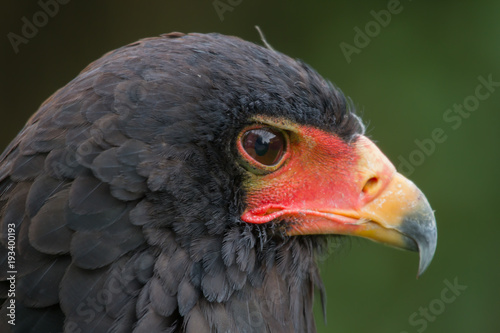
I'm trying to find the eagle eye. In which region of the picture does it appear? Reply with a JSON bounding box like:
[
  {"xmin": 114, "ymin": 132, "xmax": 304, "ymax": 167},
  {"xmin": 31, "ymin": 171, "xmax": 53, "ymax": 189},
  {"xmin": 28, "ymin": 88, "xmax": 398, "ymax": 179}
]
[{"xmin": 238, "ymin": 126, "xmax": 289, "ymax": 171}]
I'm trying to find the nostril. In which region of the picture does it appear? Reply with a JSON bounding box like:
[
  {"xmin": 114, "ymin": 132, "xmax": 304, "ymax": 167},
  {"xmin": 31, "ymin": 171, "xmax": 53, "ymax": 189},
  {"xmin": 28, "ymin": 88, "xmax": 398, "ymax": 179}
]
[{"xmin": 362, "ymin": 177, "xmax": 379, "ymax": 196}]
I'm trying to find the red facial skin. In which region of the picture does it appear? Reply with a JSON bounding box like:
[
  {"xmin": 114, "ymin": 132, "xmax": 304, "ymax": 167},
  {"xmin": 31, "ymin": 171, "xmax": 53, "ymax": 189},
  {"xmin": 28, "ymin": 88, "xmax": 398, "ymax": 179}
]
[{"xmin": 241, "ymin": 125, "xmax": 395, "ymax": 234}]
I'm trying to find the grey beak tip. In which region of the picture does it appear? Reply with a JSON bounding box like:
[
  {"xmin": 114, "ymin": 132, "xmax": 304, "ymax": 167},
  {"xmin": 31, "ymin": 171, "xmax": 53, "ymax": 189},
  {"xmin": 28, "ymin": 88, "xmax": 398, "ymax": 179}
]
[
  {"xmin": 416, "ymin": 224, "xmax": 438, "ymax": 277},
  {"xmin": 399, "ymin": 205, "xmax": 438, "ymax": 278}
]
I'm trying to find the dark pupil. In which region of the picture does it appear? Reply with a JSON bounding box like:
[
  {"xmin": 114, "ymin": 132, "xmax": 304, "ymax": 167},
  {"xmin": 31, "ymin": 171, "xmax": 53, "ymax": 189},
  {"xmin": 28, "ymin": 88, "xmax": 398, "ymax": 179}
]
[
  {"xmin": 242, "ymin": 128, "xmax": 285, "ymax": 166},
  {"xmin": 254, "ymin": 137, "xmax": 269, "ymax": 156}
]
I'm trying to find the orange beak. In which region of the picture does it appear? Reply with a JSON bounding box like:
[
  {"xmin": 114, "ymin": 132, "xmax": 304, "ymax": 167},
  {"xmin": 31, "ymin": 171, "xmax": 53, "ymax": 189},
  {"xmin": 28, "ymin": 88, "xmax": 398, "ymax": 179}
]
[{"xmin": 242, "ymin": 129, "xmax": 437, "ymax": 276}]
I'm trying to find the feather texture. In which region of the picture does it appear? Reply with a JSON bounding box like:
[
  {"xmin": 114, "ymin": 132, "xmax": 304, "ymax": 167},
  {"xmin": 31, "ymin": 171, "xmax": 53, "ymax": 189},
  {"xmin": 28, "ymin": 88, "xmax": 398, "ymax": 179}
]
[{"xmin": 29, "ymin": 189, "xmax": 72, "ymax": 254}]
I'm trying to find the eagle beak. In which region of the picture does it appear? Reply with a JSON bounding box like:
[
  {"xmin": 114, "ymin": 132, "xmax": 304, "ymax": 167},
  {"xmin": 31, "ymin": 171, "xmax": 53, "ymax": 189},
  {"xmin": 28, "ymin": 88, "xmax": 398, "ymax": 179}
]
[
  {"xmin": 287, "ymin": 137, "xmax": 438, "ymax": 276},
  {"xmin": 347, "ymin": 172, "xmax": 437, "ymax": 276},
  {"xmin": 283, "ymin": 170, "xmax": 438, "ymax": 276}
]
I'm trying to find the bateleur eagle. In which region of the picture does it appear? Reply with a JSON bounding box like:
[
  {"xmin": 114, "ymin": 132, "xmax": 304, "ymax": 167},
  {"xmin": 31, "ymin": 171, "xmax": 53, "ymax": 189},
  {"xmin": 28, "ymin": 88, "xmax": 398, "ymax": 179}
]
[{"xmin": 0, "ymin": 32, "xmax": 437, "ymax": 332}]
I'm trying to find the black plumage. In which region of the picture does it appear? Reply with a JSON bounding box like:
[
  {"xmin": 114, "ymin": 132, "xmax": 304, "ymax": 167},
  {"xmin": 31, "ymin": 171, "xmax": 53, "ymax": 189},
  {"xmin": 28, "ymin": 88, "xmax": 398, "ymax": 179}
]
[{"xmin": 0, "ymin": 32, "xmax": 363, "ymax": 332}]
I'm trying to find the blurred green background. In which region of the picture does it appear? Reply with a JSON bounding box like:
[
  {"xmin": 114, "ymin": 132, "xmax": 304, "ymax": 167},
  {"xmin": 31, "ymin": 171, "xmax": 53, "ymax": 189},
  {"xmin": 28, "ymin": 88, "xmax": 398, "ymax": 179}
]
[{"xmin": 1, "ymin": 1, "xmax": 498, "ymax": 332}]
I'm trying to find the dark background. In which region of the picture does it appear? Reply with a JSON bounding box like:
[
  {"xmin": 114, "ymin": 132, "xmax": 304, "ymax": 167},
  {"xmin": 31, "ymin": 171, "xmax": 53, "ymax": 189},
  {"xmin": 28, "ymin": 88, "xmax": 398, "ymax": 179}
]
[{"xmin": 1, "ymin": 1, "xmax": 498, "ymax": 332}]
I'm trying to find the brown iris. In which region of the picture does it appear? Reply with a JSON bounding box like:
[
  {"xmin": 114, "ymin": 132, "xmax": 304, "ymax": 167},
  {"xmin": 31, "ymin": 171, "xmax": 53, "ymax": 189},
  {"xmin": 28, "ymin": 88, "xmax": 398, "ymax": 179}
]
[{"xmin": 241, "ymin": 127, "xmax": 286, "ymax": 166}]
